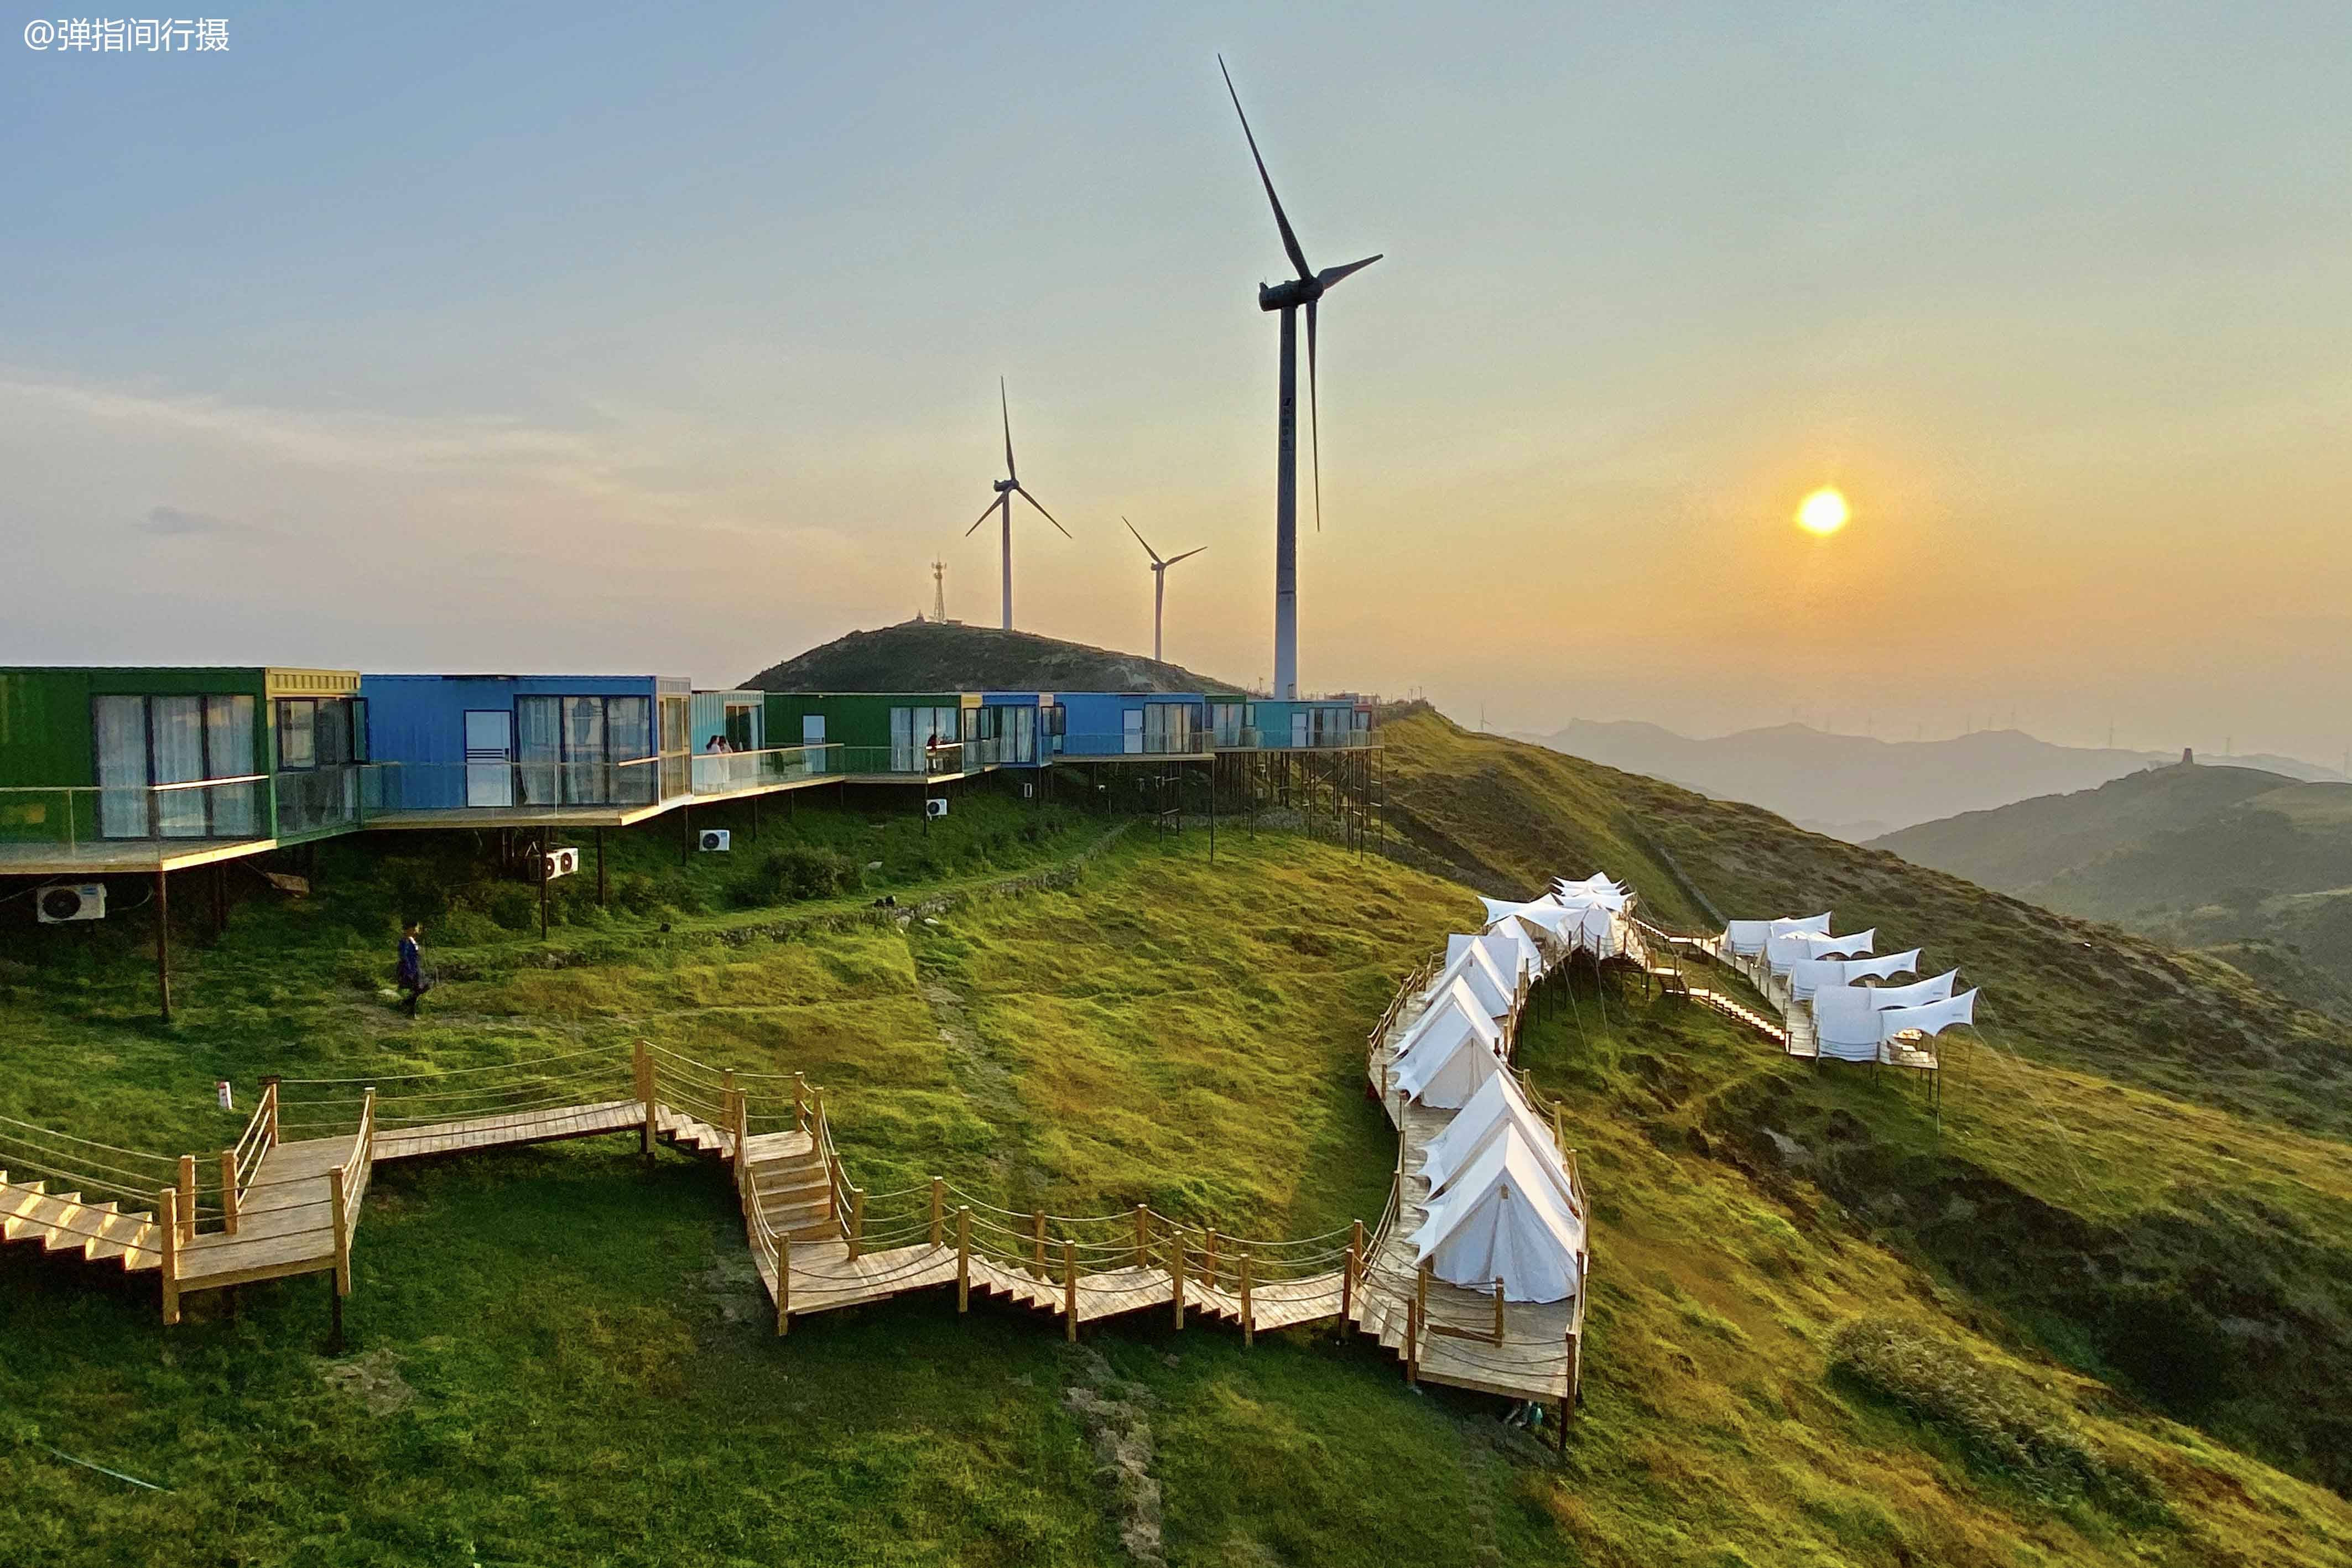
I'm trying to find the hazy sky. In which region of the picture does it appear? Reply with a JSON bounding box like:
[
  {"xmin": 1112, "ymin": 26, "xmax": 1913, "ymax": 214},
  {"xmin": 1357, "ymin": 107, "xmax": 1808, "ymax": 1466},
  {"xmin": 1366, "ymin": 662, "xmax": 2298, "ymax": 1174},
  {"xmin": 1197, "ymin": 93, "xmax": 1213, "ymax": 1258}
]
[{"xmin": 6, "ymin": 2, "xmax": 2349, "ymax": 762}]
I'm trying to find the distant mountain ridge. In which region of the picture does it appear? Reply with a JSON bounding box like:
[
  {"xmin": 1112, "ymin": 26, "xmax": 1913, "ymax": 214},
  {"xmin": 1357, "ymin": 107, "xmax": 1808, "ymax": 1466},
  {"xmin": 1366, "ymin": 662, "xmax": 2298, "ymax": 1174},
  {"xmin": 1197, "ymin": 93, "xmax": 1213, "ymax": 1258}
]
[
  {"xmin": 1871, "ymin": 762, "xmax": 2352, "ymax": 1020},
  {"xmin": 1515, "ymin": 717, "xmax": 2340, "ymax": 838},
  {"xmin": 745, "ymin": 621, "xmax": 1245, "ymax": 695}
]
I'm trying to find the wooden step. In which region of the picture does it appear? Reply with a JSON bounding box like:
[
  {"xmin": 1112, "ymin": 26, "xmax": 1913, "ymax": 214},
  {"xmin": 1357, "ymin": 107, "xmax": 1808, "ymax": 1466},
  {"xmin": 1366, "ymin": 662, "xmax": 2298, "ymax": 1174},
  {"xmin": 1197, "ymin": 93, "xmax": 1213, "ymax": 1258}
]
[{"xmin": 42, "ymin": 1197, "xmax": 111, "ymax": 1255}]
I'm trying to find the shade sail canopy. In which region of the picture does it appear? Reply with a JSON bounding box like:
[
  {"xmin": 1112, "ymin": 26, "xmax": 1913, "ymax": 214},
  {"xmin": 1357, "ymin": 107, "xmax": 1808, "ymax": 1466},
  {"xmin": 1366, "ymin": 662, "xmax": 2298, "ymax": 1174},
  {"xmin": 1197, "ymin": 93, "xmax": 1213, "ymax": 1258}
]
[
  {"xmin": 1479, "ymin": 893, "xmax": 1563, "ymax": 925},
  {"xmin": 1861, "ymin": 971, "xmax": 1957, "ymax": 1010},
  {"xmin": 1812, "ymin": 986, "xmax": 1892, "ymax": 1060},
  {"xmin": 1793, "ymin": 949, "xmax": 1922, "ymax": 999},
  {"xmin": 1772, "ymin": 914, "xmax": 1833, "ymax": 936},
  {"xmin": 1765, "ymin": 928, "xmax": 1876, "ymax": 975},
  {"xmin": 1879, "ymin": 989, "xmax": 1978, "ymax": 1039},
  {"xmin": 1408, "ymin": 1125, "xmax": 1585, "ymax": 1302},
  {"xmin": 1553, "ymin": 873, "xmax": 1627, "ymax": 899},
  {"xmin": 1841, "ymin": 949, "xmax": 1922, "ymax": 985},
  {"xmin": 1724, "ymin": 919, "xmax": 1774, "ymax": 957}
]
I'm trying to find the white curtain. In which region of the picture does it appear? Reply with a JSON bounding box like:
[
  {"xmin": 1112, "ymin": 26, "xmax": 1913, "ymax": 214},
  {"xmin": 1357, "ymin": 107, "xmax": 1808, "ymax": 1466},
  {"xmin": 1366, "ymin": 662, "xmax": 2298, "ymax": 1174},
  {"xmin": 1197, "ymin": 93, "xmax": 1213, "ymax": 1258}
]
[{"xmin": 95, "ymin": 695, "xmax": 149, "ymax": 839}]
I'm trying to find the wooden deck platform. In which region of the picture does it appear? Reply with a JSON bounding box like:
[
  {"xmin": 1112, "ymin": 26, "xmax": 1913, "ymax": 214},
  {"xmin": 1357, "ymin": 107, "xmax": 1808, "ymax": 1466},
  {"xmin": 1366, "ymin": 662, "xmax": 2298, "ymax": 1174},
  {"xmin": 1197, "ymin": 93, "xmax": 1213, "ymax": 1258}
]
[
  {"xmin": 175, "ymin": 1135, "xmax": 350, "ymax": 1293},
  {"xmin": 374, "ymin": 1099, "xmax": 645, "ymax": 1162},
  {"xmin": 0, "ymin": 836, "xmax": 287, "ymax": 877}
]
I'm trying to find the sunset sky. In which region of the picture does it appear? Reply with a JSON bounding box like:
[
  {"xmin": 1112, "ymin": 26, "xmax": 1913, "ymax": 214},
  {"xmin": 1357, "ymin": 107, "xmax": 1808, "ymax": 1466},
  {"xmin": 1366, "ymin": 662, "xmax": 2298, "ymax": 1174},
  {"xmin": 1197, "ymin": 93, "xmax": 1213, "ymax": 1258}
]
[{"xmin": 6, "ymin": 3, "xmax": 2349, "ymax": 763}]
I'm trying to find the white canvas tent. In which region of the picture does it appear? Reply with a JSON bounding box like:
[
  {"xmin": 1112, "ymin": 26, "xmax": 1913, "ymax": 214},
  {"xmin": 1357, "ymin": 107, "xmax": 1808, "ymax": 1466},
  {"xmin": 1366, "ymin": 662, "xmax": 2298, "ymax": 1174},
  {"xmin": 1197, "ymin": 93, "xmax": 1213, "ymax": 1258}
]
[
  {"xmin": 1772, "ymin": 914, "xmax": 1833, "ymax": 936},
  {"xmin": 1554, "ymin": 873, "xmax": 1626, "ymax": 899},
  {"xmin": 1812, "ymin": 986, "xmax": 1892, "ymax": 1061},
  {"xmin": 1449, "ymin": 930, "xmax": 1541, "ymax": 986},
  {"xmin": 1433, "ymin": 940, "xmax": 1517, "ymax": 1020},
  {"xmin": 1392, "ymin": 1006, "xmax": 1512, "ymax": 1107},
  {"xmin": 1726, "ymin": 912, "xmax": 1831, "ymax": 958},
  {"xmin": 1394, "ymin": 977, "xmax": 1504, "ymax": 1068},
  {"xmin": 1408, "ymin": 1125, "xmax": 1586, "ymax": 1303},
  {"xmin": 1420, "ymin": 1077, "xmax": 1581, "ymax": 1220},
  {"xmin": 1862, "ymin": 971, "xmax": 1957, "ymax": 1010}
]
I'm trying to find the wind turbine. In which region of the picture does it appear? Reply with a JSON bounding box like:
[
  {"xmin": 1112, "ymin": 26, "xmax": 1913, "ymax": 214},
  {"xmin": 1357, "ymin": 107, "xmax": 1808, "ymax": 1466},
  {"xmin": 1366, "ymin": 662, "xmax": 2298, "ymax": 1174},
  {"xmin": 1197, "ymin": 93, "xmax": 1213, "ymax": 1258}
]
[
  {"xmin": 1125, "ymin": 518, "xmax": 1205, "ymax": 663},
  {"xmin": 1219, "ymin": 55, "xmax": 1381, "ymax": 700},
  {"xmin": 964, "ymin": 379, "xmax": 1068, "ymax": 631}
]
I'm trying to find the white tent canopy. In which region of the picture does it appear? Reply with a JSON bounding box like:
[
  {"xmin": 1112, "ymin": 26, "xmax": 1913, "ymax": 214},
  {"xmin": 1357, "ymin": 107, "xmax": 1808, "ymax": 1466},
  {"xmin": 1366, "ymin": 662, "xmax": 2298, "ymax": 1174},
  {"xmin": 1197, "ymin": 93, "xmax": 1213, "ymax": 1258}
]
[
  {"xmin": 1880, "ymin": 989, "xmax": 1978, "ymax": 1040},
  {"xmin": 1408, "ymin": 1126, "xmax": 1585, "ymax": 1303},
  {"xmin": 1433, "ymin": 940, "xmax": 1517, "ymax": 1019},
  {"xmin": 1765, "ymin": 928, "xmax": 1876, "ymax": 976},
  {"xmin": 1393, "ymin": 1005, "xmax": 1512, "ymax": 1107},
  {"xmin": 1553, "ymin": 873, "xmax": 1627, "ymax": 900},
  {"xmin": 1727, "ymin": 912, "xmax": 1831, "ymax": 957},
  {"xmin": 1812, "ymin": 986, "xmax": 1893, "ymax": 1060},
  {"xmin": 1480, "ymin": 893, "xmax": 1563, "ymax": 925},
  {"xmin": 1449, "ymin": 930, "xmax": 1540, "ymax": 986},
  {"xmin": 1792, "ymin": 949, "xmax": 1922, "ymax": 999},
  {"xmin": 1420, "ymin": 1071, "xmax": 1567, "ymax": 1201},
  {"xmin": 1772, "ymin": 913, "xmax": 1833, "ymax": 936},
  {"xmin": 1394, "ymin": 977, "xmax": 1503, "ymax": 1066},
  {"xmin": 1861, "ymin": 971, "xmax": 1958, "ymax": 1010}
]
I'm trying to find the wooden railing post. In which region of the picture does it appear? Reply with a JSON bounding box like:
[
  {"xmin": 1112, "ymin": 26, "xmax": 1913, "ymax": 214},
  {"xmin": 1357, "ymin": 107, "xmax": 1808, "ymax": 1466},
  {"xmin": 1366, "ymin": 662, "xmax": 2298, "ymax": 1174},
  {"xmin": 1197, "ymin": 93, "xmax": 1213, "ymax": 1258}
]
[
  {"xmin": 1240, "ymin": 1249, "xmax": 1254, "ymax": 1348},
  {"xmin": 1134, "ymin": 1205, "xmax": 1148, "ymax": 1270},
  {"xmin": 636, "ymin": 1039, "xmax": 657, "ymax": 1158},
  {"xmin": 218, "ymin": 1148, "xmax": 240, "ymax": 1236},
  {"xmin": 261, "ymin": 1077, "xmax": 280, "ymax": 1149},
  {"xmin": 1170, "ymin": 1233, "xmax": 1185, "ymax": 1330},
  {"xmin": 929, "ymin": 1176, "xmax": 944, "ymax": 1248},
  {"xmin": 1063, "ymin": 1239, "xmax": 1078, "ymax": 1342},
  {"xmin": 721, "ymin": 1069, "xmax": 738, "ymax": 1159},
  {"xmin": 1204, "ymin": 1228, "xmax": 1219, "ymax": 1294},
  {"xmin": 1405, "ymin": 1298, "xmax": 1420, "ymax": 1384},
  {"xmin": 793, "ymin": 1071, "xmax": 806, "ymax": 1132},
  {"xmin": 330, "ymin": 1170, "xmax": 350, "ymax": 1298},
  {"xmin": 157, "ymin": 1187, "xmax": 180, "ymax": 1326},
  {"xmin": 848, "ymin": 1187, "xmax": 865, "ymax": 1261},
  {"xmin": 1342, "ymin": 1220, "xmax": 1362, "ymax": 1321},
  {"xmin": 733, "ymin": 1092, "xmax": 750, "ymax": 1169},
  {"xmin": 1494, "ymin": 1277, "xmax": 1506, "ymax": 1345},
  {"xmin": 1417, "ymin": 1258, "xmax": 1430, "ymax": 1328},
  {"xmin": 955, "ymin": 1207, "xmax": 971, "ymax": 1312},
  {"xmin": 1561, "ymin": 1327, "xmax": 1578, "ymax": 1450},
  {"xmin": 176, "ymin": 1154, "xmax": 196, "ymax": 1243},
  {"xmin": 777, "ymin": 1234, "xmax": 790, "ymax": 1336},
  {"xmin": 1031, "ymin": 1209, "xmax": 1046, "ymax": 1280}
]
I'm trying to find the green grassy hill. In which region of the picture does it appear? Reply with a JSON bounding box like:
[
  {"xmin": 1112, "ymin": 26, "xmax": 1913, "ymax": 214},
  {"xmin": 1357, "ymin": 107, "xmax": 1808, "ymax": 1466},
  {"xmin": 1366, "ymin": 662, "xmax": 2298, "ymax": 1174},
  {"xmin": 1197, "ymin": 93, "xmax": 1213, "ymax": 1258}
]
[
  {"xmin": 745, "ymin": 620, "xmax": 1244, "ymax": 694},
  {"xmin": 1869, "ymin": 764, "xmax": 2352, "ymax": 1019},
  {"xmin": 8, "ymin": 720, "xmax": 2352, "ymax": 1564}
]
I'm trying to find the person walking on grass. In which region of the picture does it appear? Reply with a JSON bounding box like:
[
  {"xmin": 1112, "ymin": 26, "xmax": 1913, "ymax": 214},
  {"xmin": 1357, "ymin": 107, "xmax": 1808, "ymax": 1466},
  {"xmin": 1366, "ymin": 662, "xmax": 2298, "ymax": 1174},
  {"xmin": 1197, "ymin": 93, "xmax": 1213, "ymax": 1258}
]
[{"xmin": 396, "ymin": 921, "xmax": 429, "ymax": 1016}]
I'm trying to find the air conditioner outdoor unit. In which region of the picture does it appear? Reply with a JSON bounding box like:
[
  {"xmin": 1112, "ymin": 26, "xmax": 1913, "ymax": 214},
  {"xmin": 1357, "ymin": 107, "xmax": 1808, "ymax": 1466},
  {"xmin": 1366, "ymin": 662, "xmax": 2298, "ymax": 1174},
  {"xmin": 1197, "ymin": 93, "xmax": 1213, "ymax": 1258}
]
[
  {"xmin": 700, "ymin": 829, "xmax": 731, "ymax": 853},
  {"xmin": 542, "ymin": 846, "xmax": 580, "ymax": 880},
  {"xmin": 926, "ymin": 798, "xmax": 950, "ymax": 819},
  {"xmin": 36, "ymin": 882, "xmax": 106, "ymax": 924}
]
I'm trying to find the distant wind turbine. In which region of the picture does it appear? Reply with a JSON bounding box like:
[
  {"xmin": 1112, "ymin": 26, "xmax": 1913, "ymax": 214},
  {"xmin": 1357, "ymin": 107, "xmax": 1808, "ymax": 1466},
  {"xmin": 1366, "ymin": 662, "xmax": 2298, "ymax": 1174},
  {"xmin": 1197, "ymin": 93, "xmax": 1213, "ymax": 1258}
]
[
  {"xmin": 1219, "ymin": 55, "xmax": 1381, "ymax": 701},
  {"xmin": 1124, "ymin": 518, "xmax": 1205, "ymax": 663},
  {"xmin": 964, "ymin": 379, "xmax": 1068, "ymax": 631}
]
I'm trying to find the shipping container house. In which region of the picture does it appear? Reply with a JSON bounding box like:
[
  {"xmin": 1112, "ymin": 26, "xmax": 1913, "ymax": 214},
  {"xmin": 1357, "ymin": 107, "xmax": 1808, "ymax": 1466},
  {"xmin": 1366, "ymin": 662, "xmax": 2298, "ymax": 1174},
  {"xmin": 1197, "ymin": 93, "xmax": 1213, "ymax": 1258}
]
[
  {"xmin": 1235, "ymin": 697, "xmax": 1375, "ymax": 751},
  {"xmin": 977, "ymin": 691, "xmax": 1050, "ymax": 769},
  {"xmin": 760, "ymin": 692, "xmax": 982, "ymax": 779},
  {"xmin": 0, "ymin": 665, "xmax": 367, "ymax": 868},
  {"xmin": 361, "ymin": 674, "xmax": 693, "ymax": 820},
  {"xmin": 1051, "ymin": 692, "xmax": 1212, "ymax": 758}
]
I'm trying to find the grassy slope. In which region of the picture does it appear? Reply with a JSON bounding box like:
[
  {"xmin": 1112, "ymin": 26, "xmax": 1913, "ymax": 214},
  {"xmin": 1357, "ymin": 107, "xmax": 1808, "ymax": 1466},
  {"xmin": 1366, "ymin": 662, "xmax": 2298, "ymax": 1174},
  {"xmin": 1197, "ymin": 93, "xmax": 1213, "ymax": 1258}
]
[
  {"xmin": 4, "ymin": 774, "xmax": 2352, "ymax": 1562},
  {"xmin": 744, "ymin": 620, "xmax": 1244, "ymax": 694},
  {"xmin": 1384, "ymin": 705, "xmax": 2352, "ymax": 1500}
]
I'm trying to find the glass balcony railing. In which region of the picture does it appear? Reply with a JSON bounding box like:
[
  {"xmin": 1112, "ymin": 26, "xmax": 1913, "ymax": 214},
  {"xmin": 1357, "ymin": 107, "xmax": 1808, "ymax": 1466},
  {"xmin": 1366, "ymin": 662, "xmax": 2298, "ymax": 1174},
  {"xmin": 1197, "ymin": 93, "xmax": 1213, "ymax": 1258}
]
[
  {"xmin": 0, "ymin": 766, "xmax": 376, "ymax": 858},
  {"xmin": 689, "ymin": 743, "xmax": 844, "ymax": 796}
]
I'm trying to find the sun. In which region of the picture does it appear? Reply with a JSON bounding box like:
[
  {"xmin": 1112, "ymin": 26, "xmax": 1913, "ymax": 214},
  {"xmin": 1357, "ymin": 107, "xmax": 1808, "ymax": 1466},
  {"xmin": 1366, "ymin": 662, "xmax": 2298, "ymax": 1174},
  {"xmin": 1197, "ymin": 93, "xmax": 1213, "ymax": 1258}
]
[{"xmin": 1796, "ymin": 487, "xmax": 1850, "ymax": 536}]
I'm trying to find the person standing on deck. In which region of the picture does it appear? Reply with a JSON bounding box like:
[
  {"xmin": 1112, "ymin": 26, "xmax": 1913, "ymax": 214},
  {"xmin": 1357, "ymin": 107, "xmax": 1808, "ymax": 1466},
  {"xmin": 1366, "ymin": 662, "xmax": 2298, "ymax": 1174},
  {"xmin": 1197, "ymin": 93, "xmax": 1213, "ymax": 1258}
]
[{"xmin": 396, "ymin": 921, "xmax": 428, "ymax": 1016}]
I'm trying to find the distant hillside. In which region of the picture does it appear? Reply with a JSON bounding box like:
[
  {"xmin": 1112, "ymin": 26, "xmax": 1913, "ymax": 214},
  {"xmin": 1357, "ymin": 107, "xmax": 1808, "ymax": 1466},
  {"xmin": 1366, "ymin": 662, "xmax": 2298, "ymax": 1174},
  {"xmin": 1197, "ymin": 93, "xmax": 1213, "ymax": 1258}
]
[
  {"xmin": 744, "ymin": 621, "xmax": 1245, "ymax": 695},
  {"xmin": 1517, "ymin": 717, "xmax": 2339, "ymax": 839},
  {"xmin": 1872, "ymin": 764, "xmax": 2352, "ymax": 1018},
  {"xmin": 1382, "ymin": 705, "xmax": 2352, "ymax": 1494}
]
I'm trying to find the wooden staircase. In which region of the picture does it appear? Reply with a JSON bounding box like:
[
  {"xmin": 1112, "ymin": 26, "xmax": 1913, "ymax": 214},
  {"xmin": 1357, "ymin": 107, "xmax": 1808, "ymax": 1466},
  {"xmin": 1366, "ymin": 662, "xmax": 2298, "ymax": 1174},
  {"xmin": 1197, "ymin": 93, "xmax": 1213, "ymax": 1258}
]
[
  {"xmin": 1, "ymin": 1173, "xmax": 163, "ymax": 1274},
  {"xmin": 742, "ymin": 1133, "xmax": 836, "ymax": 1246}
]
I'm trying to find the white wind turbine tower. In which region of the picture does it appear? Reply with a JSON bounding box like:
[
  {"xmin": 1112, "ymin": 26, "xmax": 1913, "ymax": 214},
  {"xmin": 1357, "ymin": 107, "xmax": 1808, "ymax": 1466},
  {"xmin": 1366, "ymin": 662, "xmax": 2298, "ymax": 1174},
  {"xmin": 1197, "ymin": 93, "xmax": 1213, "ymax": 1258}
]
[
  {"xmin": 1124, "ymin": 518, "xmax": 1205, "ymax": 663},
  {"xmin": 963, "ymin": 379, "xmax": 1069, "ymax": 631},
  {"xmin": 1219, "ymin": 55, "xmax": 1381, "ymax": 701}
]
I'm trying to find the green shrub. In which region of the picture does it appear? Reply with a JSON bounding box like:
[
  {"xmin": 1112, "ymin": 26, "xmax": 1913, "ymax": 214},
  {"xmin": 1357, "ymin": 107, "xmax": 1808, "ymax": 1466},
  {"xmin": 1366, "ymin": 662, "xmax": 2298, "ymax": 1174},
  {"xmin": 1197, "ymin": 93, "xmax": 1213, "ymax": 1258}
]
[
  {"xmin": 612, "ymin": 872, "xmax": 660, "ymax": 915},
  {"xmin": 1830, "ymin": 1317, "xmax": 2167, "ymax": 1519},
  {"xmin": 486, "ymin": 884, "xmax": 539, "ymax": 933},
  {"xmin": 730, "ymin": 845, "xmax": 860, "ymax": 908}
]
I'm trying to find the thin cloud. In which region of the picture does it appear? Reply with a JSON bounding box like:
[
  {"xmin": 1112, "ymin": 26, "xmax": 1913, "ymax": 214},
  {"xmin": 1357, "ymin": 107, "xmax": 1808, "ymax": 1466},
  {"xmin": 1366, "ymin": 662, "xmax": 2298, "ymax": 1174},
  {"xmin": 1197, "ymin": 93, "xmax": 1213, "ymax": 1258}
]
[{"xmin": 140, "ymin": 504, "xmax": 246, "ymax": 536}]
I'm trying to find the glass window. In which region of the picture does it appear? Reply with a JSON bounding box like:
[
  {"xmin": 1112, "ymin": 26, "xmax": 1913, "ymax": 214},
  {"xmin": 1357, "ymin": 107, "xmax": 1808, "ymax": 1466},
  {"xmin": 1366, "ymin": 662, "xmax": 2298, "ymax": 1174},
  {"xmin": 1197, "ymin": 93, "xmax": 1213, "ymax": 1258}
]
[
  {"xmin": 207, "ymin": 695, "xmax": 258, "ymax": 836},
  {"xmin": 153, "ymin": 695, "xmax": 207, "ymax": 837},
  {"xmin": 608, "ymin": 696, "xmax": 653, "ymax": 803},
  {"xmin": 95, "ymin": 695, "xmax": 150, "ymax": 839},
  {"xmin": 724, "ymin": 704, "xmax": 756, "ymax": 751},
  {"xmin": 351, "ymin": 697, "xmax": 371, "ymax": 762},
  {"xmin": 275, "ymin": 698, "xmax": 316, "ymax": 770},
  {"xmin": 562, "ymin": 696, "xmax": 608, "ymax": 805},
  {"xmin": 314, "ymin": 698, "xmax": 352, "ymax": 768},
  {"xmin": 659, "ymin": 694, "xmax": 688, "ymax": 753},
  {"xmin": 516, "ymin": 696, "xmax": 561, "ymax": 806}
]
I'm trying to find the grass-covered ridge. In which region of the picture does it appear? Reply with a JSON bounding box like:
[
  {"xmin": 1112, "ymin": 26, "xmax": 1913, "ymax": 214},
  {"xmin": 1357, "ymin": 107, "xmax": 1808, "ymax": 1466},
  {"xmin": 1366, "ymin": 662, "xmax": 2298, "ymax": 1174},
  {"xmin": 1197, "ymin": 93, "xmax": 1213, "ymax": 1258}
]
[{"xmin": 6, "ymin": 775, "xmax": 2352, "ymax": 1563}]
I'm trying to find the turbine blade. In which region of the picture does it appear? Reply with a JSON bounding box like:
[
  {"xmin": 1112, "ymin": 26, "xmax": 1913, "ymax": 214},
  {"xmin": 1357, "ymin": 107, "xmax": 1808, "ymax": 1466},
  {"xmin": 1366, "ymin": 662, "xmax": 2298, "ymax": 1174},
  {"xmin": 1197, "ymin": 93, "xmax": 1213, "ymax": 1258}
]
[
  {"xmin": 1018, "ymin": 486, "xmax": 1071, "ymax": 539},
  {"xmin": 1165, "ymin": 545, "xmax": 1208, "ymax": 566},
  {"xmin": 1315, "ymin": 254, "xmax": 1382, "ymax": 290},
  {"xmin": 1123, "ymin": 515, "xmax": 1162, "ymax": 563},
  {"xmin": 1218, "ymin": 55, "xmax": 1312, "ymax": 282},
  {"xmin": 1306, "ymin": 295, "xmax": 1321, "ymax": 532},
  {"xmin": 966, "ymin": 494, "xmax": 1001, "ymax": 535},
  {"xmin": 1000, "ymin": 377, "xmax": 1017, "ymax": 482}
]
